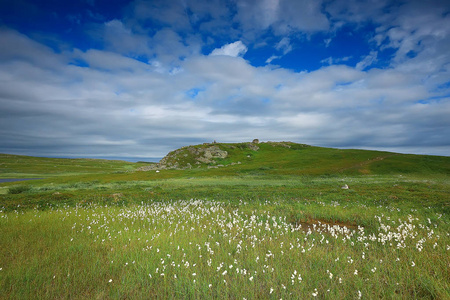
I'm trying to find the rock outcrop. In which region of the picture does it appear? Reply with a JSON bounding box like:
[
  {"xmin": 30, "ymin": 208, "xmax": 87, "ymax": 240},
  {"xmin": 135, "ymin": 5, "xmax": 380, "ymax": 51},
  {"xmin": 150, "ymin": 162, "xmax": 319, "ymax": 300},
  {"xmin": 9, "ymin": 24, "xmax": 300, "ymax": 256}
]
[
  {"xmin": 136, "ymin": 140, "xmax": 281, "ymax": 172},
  {"xmin": 137, "ymin": 145, "xmax": 228, "ymax": 171}
]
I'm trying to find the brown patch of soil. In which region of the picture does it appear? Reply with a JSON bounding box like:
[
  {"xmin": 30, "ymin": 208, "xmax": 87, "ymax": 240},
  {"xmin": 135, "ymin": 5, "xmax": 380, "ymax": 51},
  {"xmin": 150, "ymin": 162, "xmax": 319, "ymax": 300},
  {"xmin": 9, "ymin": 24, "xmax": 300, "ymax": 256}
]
[{"xmin": 295, "ymin": 218, "xmax": 358, "ymax": 232}]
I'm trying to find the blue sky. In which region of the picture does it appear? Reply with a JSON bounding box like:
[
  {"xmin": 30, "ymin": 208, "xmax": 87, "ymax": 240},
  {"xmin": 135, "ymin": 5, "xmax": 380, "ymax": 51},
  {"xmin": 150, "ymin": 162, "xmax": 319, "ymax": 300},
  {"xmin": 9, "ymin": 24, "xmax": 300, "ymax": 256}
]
[{"xmin": 0, "ymin": 0, "xmax": 449, "ymax": 161}]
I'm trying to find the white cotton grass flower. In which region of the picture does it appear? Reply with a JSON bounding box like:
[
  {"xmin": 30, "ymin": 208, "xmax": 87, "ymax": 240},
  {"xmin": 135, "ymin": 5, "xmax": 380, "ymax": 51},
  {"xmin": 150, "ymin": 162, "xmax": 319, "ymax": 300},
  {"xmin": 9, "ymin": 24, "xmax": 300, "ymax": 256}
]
[{"xmin": 328, "ymin": 270, "xmax": 333, "ymax": 279}]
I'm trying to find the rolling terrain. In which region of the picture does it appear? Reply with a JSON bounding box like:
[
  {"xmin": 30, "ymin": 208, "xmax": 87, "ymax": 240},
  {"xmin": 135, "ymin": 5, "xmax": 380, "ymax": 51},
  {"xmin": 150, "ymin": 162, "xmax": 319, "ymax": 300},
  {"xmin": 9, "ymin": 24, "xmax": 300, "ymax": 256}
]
[
  {"xmin": 0, "ymin": 143, "xmax": 449, "ymax": 299},
  {"xmin": 1, "ymin": 141, "xmax": 449, "ymax": 178}
]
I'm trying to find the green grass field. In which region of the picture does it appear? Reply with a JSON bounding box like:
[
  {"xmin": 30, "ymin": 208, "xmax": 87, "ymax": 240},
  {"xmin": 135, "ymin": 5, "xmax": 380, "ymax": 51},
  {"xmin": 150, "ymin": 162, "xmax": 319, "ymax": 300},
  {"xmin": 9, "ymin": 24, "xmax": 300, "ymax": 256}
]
[{"xmin": 0, "ymin": 144, "xmax": 449, "ymax": 299}]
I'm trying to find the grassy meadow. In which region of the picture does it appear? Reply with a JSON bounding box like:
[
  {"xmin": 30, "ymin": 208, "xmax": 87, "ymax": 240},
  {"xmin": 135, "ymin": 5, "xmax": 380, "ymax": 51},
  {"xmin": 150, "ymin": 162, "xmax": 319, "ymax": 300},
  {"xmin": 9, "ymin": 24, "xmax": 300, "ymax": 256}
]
[{"xmin": 0, "ymin": 146, "xmax": 449, "ymax": 299}]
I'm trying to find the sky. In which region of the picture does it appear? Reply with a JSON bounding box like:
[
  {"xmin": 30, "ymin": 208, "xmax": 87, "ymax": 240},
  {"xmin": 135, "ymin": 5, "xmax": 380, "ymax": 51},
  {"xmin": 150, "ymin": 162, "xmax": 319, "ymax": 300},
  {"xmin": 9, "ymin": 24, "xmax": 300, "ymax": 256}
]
[{"xmin": 0, "ymin": 0, "xmax": 449, "ymax": 161}]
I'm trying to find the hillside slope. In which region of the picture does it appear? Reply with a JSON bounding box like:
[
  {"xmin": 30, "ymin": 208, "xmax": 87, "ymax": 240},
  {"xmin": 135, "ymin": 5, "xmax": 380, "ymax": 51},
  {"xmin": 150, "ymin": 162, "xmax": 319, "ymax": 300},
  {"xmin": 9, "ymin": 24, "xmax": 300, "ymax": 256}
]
[
  {"xmin": 138, "ymin": 141, "xmax": 450, "ymax": 176},
  {"xmin": 0, "ymin": 153, "xmax": 148, "ymax": 178}
]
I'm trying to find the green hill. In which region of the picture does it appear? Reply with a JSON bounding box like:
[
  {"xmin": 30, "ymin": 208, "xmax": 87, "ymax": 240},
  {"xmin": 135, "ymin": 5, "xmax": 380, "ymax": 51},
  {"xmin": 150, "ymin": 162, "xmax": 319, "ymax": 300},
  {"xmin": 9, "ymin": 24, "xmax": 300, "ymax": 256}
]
[
  {"xmin": 1, "ymin": 142, "xmax": 449, "ymax": 178},
  {"xmin": 137, "ymin": 141, "xmax": 450, "ymax": 176}
]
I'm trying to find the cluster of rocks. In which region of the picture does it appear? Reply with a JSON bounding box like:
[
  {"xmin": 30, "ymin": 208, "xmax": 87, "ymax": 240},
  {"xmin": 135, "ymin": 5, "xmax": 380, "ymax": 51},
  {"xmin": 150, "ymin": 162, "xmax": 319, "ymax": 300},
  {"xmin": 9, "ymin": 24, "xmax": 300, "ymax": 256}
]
[
  {"xmin": 267, "ymin": 141, "xmax": 292, "ymax": 148},
  {"xmin": 137, "ymin": 145, "xmax": 230, "ymax": 171}
]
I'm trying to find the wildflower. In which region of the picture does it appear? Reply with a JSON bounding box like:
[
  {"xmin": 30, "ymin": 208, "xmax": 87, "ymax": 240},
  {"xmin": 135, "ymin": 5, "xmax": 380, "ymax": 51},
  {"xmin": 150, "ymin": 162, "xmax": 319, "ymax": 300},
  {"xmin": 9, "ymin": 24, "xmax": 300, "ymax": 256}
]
[
  {"xmin": 192, "ymin": 273, "xmax": 196, "ymax": 276},
  {"xmin": 312, "ymin": 288, "xmax": 318, "ymax": 297},
  {"xmin": 222, "ymin": 270, "xmax": 227, "ymax": 276},
  {"xmin": 270, "ymin": 288, "xmax": 274, "ymax": 294},
  {"xmin": 108, "ymin": 279, "xmax": 112, "ymax": 283},
  {"xmin": 411, "ymin": 261, "xmax": 415, "ymax": 267},
  {"xmin": 357, "ymin": 290, "xmax": 362, "ymax": 299},
  {"xmin": 249, "ymin": 276, "xmax": 254, "ymax": 281},
  {"xmin": 209, "ymin": 284, "xmax": 212, "ymax": 288},
  {"xmin": 354, "ymin": 269, "xmax": 358, "ymax": 275}
]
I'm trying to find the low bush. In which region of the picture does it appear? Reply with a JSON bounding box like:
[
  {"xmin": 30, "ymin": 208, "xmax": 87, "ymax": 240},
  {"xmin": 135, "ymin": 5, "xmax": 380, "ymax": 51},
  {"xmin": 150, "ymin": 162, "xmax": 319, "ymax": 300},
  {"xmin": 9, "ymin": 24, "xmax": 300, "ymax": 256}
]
[{"xmin": 8, "ymin": 185, "xmax": 31, "ymax": 194}]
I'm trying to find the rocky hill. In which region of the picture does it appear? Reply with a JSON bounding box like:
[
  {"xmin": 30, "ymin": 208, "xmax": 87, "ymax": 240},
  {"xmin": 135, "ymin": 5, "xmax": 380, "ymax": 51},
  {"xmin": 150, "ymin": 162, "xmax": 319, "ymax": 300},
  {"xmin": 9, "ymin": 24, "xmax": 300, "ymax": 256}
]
[
  {"xmin": 137, "ymin": 140, "xmax": 306, "ymax": 171},
  {"xmin": 137, "ymin": 140, "xmax": 450, "ymax": 175}
]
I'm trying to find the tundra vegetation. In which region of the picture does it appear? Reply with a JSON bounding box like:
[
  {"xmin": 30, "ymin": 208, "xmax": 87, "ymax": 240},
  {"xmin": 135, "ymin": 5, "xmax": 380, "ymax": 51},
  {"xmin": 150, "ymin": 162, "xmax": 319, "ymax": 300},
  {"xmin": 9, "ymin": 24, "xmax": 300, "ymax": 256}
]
[{"xmin": 0, "ymin": 143, "xmax": 449, "ymax": 299}]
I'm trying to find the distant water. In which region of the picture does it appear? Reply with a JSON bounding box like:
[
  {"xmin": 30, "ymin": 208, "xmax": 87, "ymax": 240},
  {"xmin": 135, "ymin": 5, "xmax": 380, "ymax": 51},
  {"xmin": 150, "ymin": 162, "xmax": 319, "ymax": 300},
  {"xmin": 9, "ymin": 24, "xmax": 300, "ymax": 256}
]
[{"xmin": 0, "ymin": 178, "xmax": 43, "ymax": 183}]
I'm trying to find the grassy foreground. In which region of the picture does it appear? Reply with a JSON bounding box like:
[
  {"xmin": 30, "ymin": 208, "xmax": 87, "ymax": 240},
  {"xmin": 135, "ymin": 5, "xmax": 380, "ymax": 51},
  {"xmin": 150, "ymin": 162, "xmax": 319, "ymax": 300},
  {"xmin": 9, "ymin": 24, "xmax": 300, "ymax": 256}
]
[{"xmin": 0, "ymin": 147, "xmax": 449, "ymax": 299}]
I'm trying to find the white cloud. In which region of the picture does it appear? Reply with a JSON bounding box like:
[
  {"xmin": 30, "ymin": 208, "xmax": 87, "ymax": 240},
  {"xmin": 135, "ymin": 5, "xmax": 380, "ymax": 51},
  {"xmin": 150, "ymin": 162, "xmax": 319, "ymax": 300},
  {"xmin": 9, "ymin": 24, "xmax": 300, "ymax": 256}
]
[
  {"xmin": 0, "ymin": 28, "xmax": 65, "ymax": 69},
  {"xmin": 129, "ymin": 0, "xmax": 191, "ymax": 31},
  {"xmin": 266, "ymin": 55, "xmax": 281, "ymax": 64},
  {"xmin": 210, "ymin": 41, "xmax": 248, "ymax": 57},
  {"xmin": 101, "ymin": 19, "xmax": 151, "ymax": 55},
  {"xmin": 1, "ymin": 0, "xmax": 450, "ymax": 160},
  {"xmin": 235, "ymin": 0, "xmax": 329, "ymax": 36},
  {"xmin": 320, "ymin": 56, "xmax": 351, "ymax": 65},
  {"xmin": 275, "ymin": 37, "xmax": 292, "ymax": 55},
  {"xmin": 356, "ymin": 51, "xmax": 378, "ymax": 70}
]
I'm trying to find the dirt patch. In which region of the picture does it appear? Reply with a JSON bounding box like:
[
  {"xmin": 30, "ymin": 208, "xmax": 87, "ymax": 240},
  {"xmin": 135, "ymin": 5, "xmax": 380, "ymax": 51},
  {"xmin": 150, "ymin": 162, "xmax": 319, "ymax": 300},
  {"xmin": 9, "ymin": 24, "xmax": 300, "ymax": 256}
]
[
  {"xmin": 295, "ymin": 218, "xmax": 358, "ymax": 233},
  {"xmin": 111, "ymin": 193, "xmax": 124, "ymax": 201}
]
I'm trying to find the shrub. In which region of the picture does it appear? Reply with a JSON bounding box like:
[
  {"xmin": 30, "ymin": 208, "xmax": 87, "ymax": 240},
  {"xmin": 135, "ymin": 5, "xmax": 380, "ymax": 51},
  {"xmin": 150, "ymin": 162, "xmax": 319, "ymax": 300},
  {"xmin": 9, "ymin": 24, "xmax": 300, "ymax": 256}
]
[{"xmin": 8, "ymin": 185, "xmax": 32, "ymax": 194}]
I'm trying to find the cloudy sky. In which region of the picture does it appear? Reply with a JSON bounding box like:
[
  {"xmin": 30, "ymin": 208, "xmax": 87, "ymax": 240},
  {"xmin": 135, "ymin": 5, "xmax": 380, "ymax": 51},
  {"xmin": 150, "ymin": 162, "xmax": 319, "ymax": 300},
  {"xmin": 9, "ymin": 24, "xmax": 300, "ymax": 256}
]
[{"xmin": 0, "ymin": 0, "xmax": 449, "ymax": 161}]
